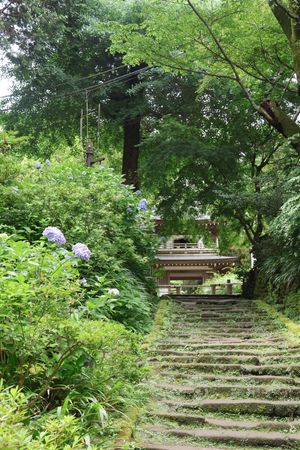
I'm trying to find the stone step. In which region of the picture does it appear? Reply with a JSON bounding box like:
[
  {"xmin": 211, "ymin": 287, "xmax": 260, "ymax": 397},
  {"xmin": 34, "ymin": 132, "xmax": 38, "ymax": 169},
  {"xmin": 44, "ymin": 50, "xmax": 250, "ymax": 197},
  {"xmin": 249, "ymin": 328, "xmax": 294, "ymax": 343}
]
[
  {"xmin": 174, "ymin": 315, "xmax": 265, "ymax": 321},
  {"xmin": 176, "ymin": 307, "xmax": 256, "ymax": 312},
  {"xmin": 171, "ymin": 322, "xmax": 274, "ymax": 330},
  {"xmin": 150, "ymin": 354, "xmax": 262, "ymax": 364},
  {"xmin": 160, "ymin": 398, "xmax": 300, "ymax": 416},
  {"xmin": 157, "ymin": 372, "xmax": 300, "ymax": 385},
  {"xmin": 155, "ymin": 362, "xmax": 300, "ymax": 375},
  {"xmin": 178, "ymin": 306, "xmax": 249, "ymax": 310},
  {"xmin": 151, "ymin": 412, "xmax": 300, "ymax": 430},
  {"xmin": 160, "ymin": 340, "xmax": 291, "ymax": 348},
  {"xmin": 166, "ymin": 333, "xmax": 286, "ymax": 340},
  {"xmin": 151, "ymin": 354, "xmax": 299, "ymax": 364},
  {"xmin": 134, "ymin": 297, "xmax": 300, "ymax": 450},
  {"xmin": 141, "ymin": 445, "xmax": 226, "ymax": 450},
  {"xmin": 154, "ymin": 382, "xmax": 300, "ymax": 398},
  {"xmin": 174, "ymin": 298, "xmax": 246, "ymax": 304},
  {"xmin": 173, "ymin": 312, "xmax": 268, "ymax": 317},
  {"xmin": 144, "ymin": 425, "xmax": 300, "ymax": 446},
  {"xmin": 154, "ymin": 348, "xmax": 300, "ymax": 357},
  {"xmin": 169, "ymin": 327, "xmax": 277, "ymax": 334}
]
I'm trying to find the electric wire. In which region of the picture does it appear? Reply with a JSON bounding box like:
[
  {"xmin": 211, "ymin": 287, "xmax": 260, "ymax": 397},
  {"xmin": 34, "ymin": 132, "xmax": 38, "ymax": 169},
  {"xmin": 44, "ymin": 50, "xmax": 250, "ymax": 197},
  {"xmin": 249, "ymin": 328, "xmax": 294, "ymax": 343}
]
[
  {"xmin": 0, "ymin": 66, "xmax": 152, "ymax": 113},
  {"xmin": 0, "ymin": 63, "xmax": 129, "ymax": 99}
]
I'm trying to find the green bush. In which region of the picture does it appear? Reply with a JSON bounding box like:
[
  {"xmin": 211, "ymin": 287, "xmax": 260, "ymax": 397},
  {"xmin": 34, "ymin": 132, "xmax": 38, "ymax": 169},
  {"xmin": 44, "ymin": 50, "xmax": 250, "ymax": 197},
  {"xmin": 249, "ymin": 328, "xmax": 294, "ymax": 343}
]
[
  {"xmin": 0, "ymin": 233, "xmax": 145, "ymax": 446},
  {"xmin": 0, "ymin": 383, "xmax": 92, "ymax": 449},
  {"xmin": 0, "ymin": 153, "xmax": 158, "ymax": 330}
]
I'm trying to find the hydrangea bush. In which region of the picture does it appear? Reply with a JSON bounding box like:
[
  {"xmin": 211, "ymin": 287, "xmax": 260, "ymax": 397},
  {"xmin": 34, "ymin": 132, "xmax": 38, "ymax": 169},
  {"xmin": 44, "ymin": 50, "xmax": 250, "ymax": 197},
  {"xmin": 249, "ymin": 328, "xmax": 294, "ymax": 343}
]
[
  {"xmin": 0, "ymin": 154, "xmax": 158, "ymax": 329},
  {"xmin": 0, "ymin": 233, "xmax": 145, "ymax": 448}
]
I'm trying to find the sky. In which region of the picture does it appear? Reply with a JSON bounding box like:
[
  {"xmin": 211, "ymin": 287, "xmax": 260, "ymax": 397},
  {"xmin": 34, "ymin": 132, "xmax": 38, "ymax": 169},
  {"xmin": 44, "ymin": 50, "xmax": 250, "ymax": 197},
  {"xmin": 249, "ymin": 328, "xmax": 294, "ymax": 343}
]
[{"xmin": 0, "ymin": 77, "xmax": 12, "ymax": 97}]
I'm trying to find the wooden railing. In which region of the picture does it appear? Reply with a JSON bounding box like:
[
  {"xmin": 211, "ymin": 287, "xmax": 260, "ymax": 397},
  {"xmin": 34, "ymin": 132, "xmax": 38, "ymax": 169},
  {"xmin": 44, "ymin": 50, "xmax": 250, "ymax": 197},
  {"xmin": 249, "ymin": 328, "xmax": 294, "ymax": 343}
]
[
  {"xmin": 158, "ymin": 243, "xmax": 218, "ymax": 254},
  {"xmin": 160, "ymin": 242, "xmax": 217, "ymax": 249},
  {"xmin": 158, "ymin": 282, "xmax": 242, "ymax": 296}
]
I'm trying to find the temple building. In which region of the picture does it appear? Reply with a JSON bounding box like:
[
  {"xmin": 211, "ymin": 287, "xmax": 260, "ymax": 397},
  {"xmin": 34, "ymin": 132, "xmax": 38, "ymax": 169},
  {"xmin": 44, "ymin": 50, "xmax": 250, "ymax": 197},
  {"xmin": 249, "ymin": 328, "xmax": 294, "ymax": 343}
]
[{"xmin": 155, "ymin": 216, "xmax": 238, "ymax": 293}]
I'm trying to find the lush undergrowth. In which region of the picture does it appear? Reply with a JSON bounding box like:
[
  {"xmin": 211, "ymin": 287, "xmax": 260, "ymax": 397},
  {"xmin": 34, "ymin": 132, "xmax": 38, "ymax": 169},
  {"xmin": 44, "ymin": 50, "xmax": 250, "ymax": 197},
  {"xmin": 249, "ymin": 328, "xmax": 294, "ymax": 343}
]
[
  {"xmin": 0, "ymin": 153, "xmax": 158, "ymax": 448},
  {"xmin": 259, "ymin": 290, "xmax": 300, "ymax": 324}
]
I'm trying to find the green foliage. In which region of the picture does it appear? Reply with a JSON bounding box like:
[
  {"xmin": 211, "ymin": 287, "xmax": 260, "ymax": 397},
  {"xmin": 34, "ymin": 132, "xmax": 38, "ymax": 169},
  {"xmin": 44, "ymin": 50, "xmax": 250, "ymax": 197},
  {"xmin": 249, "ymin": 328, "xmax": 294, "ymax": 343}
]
[
  {"xmin": 0, "ymin": 383, "xmax": 89, "ymax": 449},
  {"xmin": 0, "ymin": 130, "xmax": 28, "ymax": 153},
  {"xmin": 0, "ymin": 153, "xmax": 158, "ymax": 330},
  {"xmin": 256, "ymin": 171, "xmax": 300, "ymax": 315},
  {"xmin": 0, "ymin": 232, "xmax": 147, "ymax": 447}
]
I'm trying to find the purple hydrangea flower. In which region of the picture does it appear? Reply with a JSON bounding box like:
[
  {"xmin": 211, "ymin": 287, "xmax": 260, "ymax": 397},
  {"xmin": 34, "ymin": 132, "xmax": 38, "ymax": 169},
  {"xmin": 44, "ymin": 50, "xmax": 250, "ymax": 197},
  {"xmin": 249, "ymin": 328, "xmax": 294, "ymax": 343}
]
[
  {"xmin": 42, "ymin": 227, "xmax": 66, "ymax": 245},
  {"xmin": 35, "ymin": 162, "xmax": 42, "ymax": 169},
  {"xmin": 135, "ymin": 190, "xmax": 142, "ymax": 195},
  {"xmin": 81, "ymin": 277, "xmax": 88, "ymax": 286},
  {"xmin": 72, "ymin": 243, "xmax": 91, "ymax": 261},
  {"xmin": 138, "ymin": 198, "xmax": 148, "ymax": 211},
  {"xmin": 45, "ymin": 159, "xmax": 51, "ymax": 166}
]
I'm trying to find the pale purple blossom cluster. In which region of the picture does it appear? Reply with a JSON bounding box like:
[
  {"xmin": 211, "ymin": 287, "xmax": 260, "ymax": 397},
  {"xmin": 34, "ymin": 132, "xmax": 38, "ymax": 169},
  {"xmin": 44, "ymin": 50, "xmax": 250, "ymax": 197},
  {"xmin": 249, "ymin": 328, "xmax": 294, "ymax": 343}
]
[
  {"xmin": 35, "ymin": 162, "xmax": 42, "ymax": 169},
  {"xmin": 72, "ymin": 243, "xmax": 91, "ymax": 261},
  {"xmin": 42, "ymin": 227, "xmax": 91, "ymax": 261},
  {"xmin": 138, "ymin": 198, "xmax": 148, "ymax": 211},
  {"xmin": 42, "ymin": 227, "xmax": 66, "ymax": 245}
]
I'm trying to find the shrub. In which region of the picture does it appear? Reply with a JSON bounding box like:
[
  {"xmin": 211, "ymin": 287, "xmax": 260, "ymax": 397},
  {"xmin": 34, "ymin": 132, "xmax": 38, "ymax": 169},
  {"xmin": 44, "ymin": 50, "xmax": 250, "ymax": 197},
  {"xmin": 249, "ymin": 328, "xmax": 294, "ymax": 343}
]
[
  {"xmin": 0, "ymin": 234, "xmax": 145, "ymax": 446},
  {"xmin": 0, "ymin": 154, "xmax": 158, "ymax": 330}
]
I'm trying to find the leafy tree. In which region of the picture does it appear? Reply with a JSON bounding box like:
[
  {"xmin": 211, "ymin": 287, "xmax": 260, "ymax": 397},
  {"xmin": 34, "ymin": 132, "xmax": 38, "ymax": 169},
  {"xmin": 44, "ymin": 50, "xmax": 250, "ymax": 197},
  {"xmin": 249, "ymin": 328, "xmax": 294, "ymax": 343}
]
[
  {"xmin": 0, "ymin": 0, "xmax": 152, "ymax": 187},
  {"xmin": 138, "ymin": 79, "xmax": 295, "ymax": 295},
  {"xmin": 108, "ymin": 0, "xmax": 300, "ymax": 156}
]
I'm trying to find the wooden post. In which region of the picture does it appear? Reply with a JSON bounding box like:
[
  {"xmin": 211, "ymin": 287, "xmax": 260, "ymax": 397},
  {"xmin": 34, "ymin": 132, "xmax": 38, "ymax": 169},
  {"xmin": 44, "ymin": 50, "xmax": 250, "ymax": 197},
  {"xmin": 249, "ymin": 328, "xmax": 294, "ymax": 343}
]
[
  {"xmin": 176, "ymin": 286, "xmax": 180, "ymax": 295},
  {"xmin": 226, "ymin": 281, "xmax": 233, "ymax": 295},
  {"xmin": 85, "ymin": 140, "xmax": 93, "ymax": 167},
  {"xmin": 211, "ymin": 284, "xmax": 216, "ymax": 295},
  {"xmin": 97, "ymin": 103, "xmax": 101, "ymax": 149},
  {"xmin": 80, "ymin": 109, "xmax": 83, "ymax": 149},
  {"xmin": 85, "ymin": 90, "xmax": 89, "ymax": 143}
]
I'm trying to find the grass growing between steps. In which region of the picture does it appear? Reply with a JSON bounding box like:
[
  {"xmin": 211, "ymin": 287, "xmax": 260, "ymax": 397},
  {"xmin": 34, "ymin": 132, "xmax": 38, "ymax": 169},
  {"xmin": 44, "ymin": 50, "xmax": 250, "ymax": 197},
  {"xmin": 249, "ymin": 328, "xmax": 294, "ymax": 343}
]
[
  {"xmin": 132, "ymin": 298, "xmax": 300, "ymax": 450},
  {"xmin": 114, "ymin": 298, "xmax": 172, "ymax": 449}
]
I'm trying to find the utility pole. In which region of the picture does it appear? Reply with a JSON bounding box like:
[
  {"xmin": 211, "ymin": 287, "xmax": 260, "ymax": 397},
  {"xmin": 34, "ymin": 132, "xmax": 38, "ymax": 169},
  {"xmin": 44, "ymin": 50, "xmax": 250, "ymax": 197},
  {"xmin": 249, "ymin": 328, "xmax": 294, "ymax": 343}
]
[
  {"xmin": 80, "ymin": 108, "xmax": 83, "ymax": 149},
  {"xmin": 97, "ymin": 103, "xmax": 101, "ymax": 150},
  {"xmin": 85, "ymin": 140, "xmax": 94, "ymax": 167}
]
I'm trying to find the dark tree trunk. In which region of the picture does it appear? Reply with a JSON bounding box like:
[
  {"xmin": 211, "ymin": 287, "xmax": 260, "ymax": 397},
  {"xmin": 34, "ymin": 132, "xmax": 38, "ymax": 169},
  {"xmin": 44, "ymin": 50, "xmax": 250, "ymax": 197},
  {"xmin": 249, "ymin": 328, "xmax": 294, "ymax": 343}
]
[
  {"xmin": 242, "ymin": 267, "xmax": 257, "ymax": 299},
  {"xmin": 121, "ymin": 64, "xmax": 147, "ymax": 189},
  {"xmin": 122, "ymin": 115, "xmax": 141, "ymax": 188},
  {"xmin": 259, "ymin": 100, "xmax": 300, "ymax": 156}
]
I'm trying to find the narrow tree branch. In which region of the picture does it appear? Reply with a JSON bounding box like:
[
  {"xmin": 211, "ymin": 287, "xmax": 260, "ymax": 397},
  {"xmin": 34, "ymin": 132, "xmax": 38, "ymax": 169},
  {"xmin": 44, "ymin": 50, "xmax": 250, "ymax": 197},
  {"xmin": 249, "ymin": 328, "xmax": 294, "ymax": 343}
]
[
  {"xmin": 0, "ymin": 1, "xmax": 14, "ymax": 15},
  {"xmin": 26, "ymin": 343, "xmax": 81, "ymax": 409},
  {"xmin": 186, "ymin": 0, "xmax": 260, "ymax": 110},
  {"xmin": 195, "ymin": 36, "xmax": 269, "ymax": 83}
]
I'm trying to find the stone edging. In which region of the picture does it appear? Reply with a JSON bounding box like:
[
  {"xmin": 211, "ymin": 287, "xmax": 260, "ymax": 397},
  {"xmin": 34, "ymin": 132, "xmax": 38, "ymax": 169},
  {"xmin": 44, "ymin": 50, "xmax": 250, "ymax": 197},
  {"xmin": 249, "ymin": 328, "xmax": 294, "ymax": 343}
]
[
  {"xmin": 255, "ymin": 299, "xmax": 300, "ymax": 338},
  {"xmin": 113, "ymin": 297, "xmax": 171, "ymax": 449}
]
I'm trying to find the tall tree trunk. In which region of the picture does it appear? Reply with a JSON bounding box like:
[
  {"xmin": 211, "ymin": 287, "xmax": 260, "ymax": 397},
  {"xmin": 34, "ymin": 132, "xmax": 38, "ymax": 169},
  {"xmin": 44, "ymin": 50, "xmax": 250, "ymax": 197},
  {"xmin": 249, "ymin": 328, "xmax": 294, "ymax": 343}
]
[
  {"xmin": 121, "ymin": 64, "xmax": 146, "ymax": 189},
  {"xmin": 266, "ymin": 1, "xmax": 300, "ymax": 153},
  {"xmin": 122, "ymin": 115, "xmax": 141, "ymax": 188},
  {"xmin": 268, "ymin": 0, "xmax": 300, "ymax": 87},
  {"xmin": 259, "ymin": 100, "xmax": 300, "ymax": 155}
]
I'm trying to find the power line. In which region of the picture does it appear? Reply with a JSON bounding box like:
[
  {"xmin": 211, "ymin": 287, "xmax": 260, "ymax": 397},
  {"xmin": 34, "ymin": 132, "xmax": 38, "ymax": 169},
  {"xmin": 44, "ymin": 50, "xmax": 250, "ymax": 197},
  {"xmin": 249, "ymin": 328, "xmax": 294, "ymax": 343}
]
[
  {"xmin": 53, "ymin": 66, "xmax": 151, "ymax": 100},
  {"xmin": 51, "ymin": 63, "xmax": 128, "ymax": 89},
  {"xmin": 0, "ymin": 66, "xmax": 153, "ymax": 113},
  {"xmin": 0, "ymin": 63, "xmax": 129, "ymax": 99}
]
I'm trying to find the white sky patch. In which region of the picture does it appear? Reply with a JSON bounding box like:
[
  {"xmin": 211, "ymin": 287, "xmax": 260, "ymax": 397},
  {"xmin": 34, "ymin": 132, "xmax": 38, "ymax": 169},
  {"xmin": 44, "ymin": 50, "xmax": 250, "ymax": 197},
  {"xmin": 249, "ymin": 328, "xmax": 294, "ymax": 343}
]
[{"xmin": 0, "ymin": 77, "xmax": 12, "ymax": 97}]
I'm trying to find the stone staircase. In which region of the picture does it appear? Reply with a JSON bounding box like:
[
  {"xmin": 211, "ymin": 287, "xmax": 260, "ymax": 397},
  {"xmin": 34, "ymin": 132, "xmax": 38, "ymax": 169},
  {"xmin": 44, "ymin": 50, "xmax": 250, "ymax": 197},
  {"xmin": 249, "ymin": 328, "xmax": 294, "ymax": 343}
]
[{"xmin": 134, "ymin": 297, "xmax": 300, "ymax": 449}]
